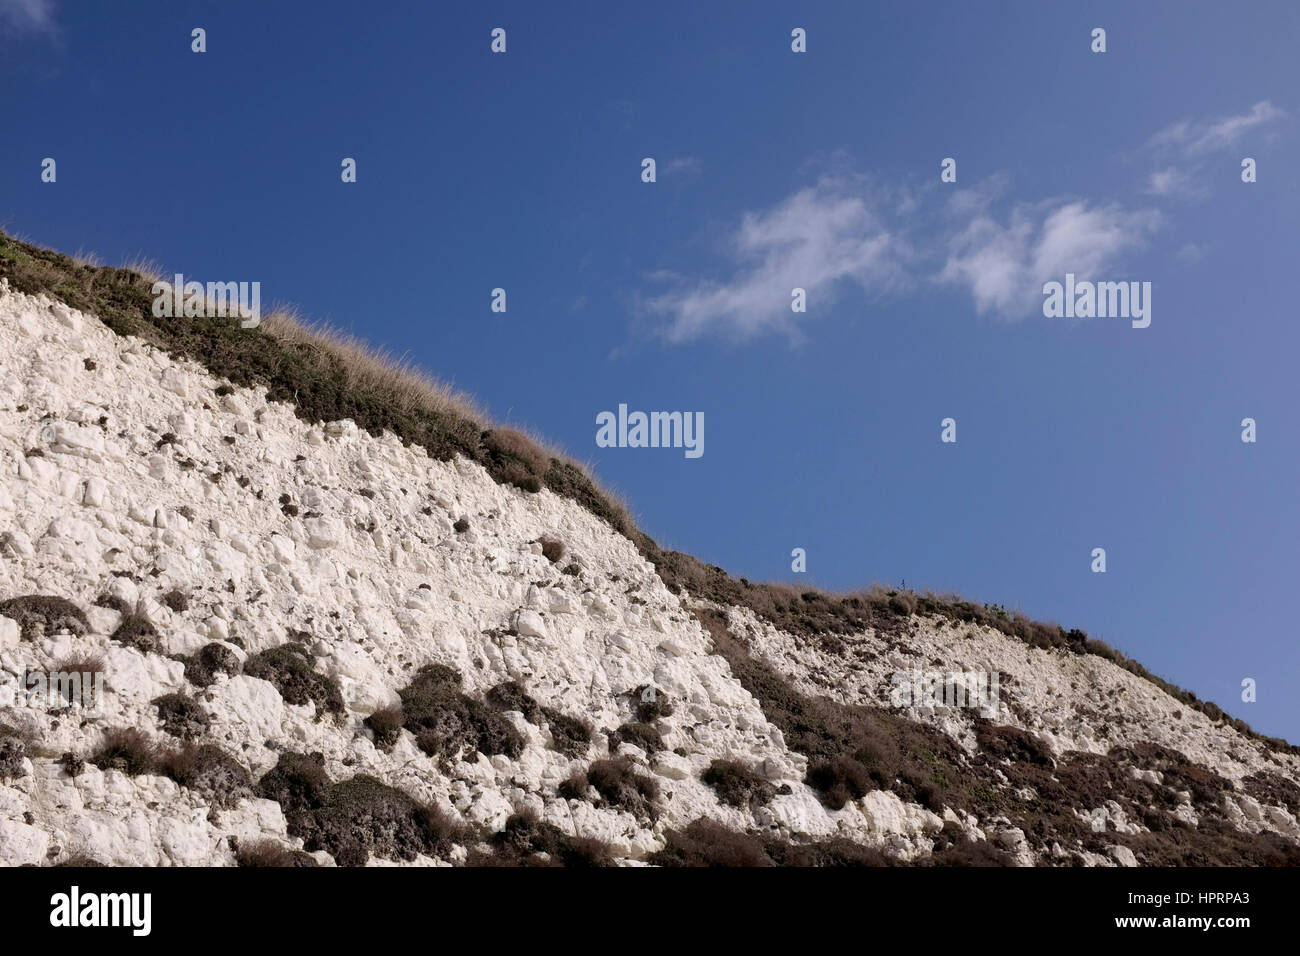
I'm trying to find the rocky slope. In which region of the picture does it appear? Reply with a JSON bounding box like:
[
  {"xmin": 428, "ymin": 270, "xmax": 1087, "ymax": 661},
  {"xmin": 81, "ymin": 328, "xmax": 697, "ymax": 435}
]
[{"xmin": 0, "ymin": 260, "xmax": 1297, "ymax": 867}]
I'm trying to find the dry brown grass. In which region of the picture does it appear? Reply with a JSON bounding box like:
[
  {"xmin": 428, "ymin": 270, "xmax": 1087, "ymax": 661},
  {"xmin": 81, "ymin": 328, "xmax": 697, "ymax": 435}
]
[{"xmin": 259, "ymin": 304, "xmax": 486, "ymax": 426}]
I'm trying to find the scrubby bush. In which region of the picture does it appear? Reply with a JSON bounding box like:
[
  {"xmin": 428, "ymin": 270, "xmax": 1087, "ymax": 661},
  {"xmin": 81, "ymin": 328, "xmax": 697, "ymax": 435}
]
[
  {"xmin": 0, "ymin": 725, "xmax": 27, "ymax": 779},
  {"xmin": 609, "ymin": 721, "xmax": 663, "ymax": 754},
  {"xmin": 110, "ymin": 611, "xmax": 159, "ymax": 653},
  {"xmin": 179, "ymin": 642, "xmax": 241, "ymax": 687},
  {"xmin": 89, "ymin": 728, "xmax": 157, "ymax": 776},
  {"xmin": 244, "ymin": 643, "xmax": 344, "ymax": 718},
  {"xmin": 975, "ymin": 721, "xmax": 1056, "ymax": 768},
  {"xmin": 160, "ymin": 589, "xmax": 189, "ymax": 612},
  {"xmin": 453, "ymin": 517, "xmax": 470, "ymax": 533},
  {"xmin": 0, "ymin": 595, "xmax": 88, "ymax": 642},
  {"xmin": 399, "ymin": 665, "xmax": 523, "ymax": 761},
  {"xmin": 156, "ymin": 743, "xmax": 251, "ymax": 807},
  {"xmin": 583, "ymin": 757, "xmax": 660, "ymax": 820},
  {"xmin": 234, "ymin": 839, "xmax": 318, "ymax": 868},
  {"xmin": 467, "ymin": 811, "xmax": 614, "ymax": 867},
  {"xmin": 365, "ymin": 705, "xmax": 404, "ymax": 750},
  {"xmin": 94, "ymin": 593, "xmax": 131, "ymax": 614},
  {"xmin": 702, "ymin": 759, "xmax": 775, "ymax": 809},
  {"xmin": 257, "ymin": 753, "xmax": 464, "ymax": 866},
  {"xmin": 485, "ymin": 681, "xmax": 541, "ymax": 722},
  {"xmin": 651, "ymin": 819, "xmax": 774, "ymax": 867},
  {"xmin": 59, "ymin": 751, "xmax": 84, "ymax": 777},
  {"xmin": 152, "ymin": 693, "xmax": 210, "ymax": 740},
  {"xmin": 633, "ymin": 685, "xmax": 674, "ymax": 723},
  {"xmin": 540, "ymin": 707, "xmax": 591, "ymax": 758}
]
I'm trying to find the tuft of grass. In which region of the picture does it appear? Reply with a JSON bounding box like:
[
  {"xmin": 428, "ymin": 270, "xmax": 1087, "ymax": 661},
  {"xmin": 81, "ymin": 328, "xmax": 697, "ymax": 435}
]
[
  {"xmin": 89, "ymin": 728, "xmax": 157, "ymax": 776},
  {"xmin": 234, "ymin": 838, "xmax": 319, "ymax": 868}
]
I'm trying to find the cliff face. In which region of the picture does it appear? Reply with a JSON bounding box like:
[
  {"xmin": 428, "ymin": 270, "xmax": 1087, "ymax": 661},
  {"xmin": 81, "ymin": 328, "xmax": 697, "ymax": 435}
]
[{"xmin": 0, "ymin": 274, "xmax": 1297, "ymax": 867}]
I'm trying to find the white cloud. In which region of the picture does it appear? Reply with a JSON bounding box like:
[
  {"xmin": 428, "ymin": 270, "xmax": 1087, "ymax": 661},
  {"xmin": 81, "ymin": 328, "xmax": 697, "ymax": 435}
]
[
  {"xmin": 663, "ymin": 156, "xmax": 702, "ymax": 176},
  {"xmin": 1142, "ymin": 102, "xmax": 1286, "ymax": 201},
  {"xmin": 1146, "ymin": 166, "xmax": 1205, "ymax": 199},
  {"xmin": 939, "ymin": 201, "xmax": 1161, "ymax": 319},
  {"xmin": 0, "ymin": 0, "xmax": 55, "ymax": 32},
  {"xmin": 645, "ymin": 179, "xmax": 908, "ymax": 342},
  {"xmin": 643, "ymin": 172, "xmax": 1163, "ymax": 340},
  {"xmin": 1149, "ymin": 101, "xmax": 1285, "ymax": 156}
]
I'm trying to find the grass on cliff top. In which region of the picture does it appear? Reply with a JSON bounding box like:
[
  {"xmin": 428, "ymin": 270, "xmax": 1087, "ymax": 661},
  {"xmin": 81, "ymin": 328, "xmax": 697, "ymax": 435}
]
[{"xmin": 0, "ymin": 229, "xmax": 1290, "ymax": 754}]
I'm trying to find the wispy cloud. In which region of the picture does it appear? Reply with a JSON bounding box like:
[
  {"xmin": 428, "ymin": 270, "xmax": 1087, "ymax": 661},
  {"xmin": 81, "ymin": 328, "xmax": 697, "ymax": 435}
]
[
  {"xmin": 1146, "ymin": 166, "xmax": 1205, "ymax": 199},
  {"xmin": 644, "ymin": 177, "xmax": 909, "ymax": 342},
  {"xmin": 0, "ymin": 0, "xmax": 55, "ymax": 33},
  {"xmin": 939, "ymin": 201, "xmax": 1161, "ymax": 319},
  {"xmin": 1148, "ymin": 101, "xmax": 1285, "ymax": 156},
  {"xmin": 642, "ymin": 170, "xmax": 1162, "ymax": 340},
  {"xmin": 662, "ymin": 156, "xmax": 702, "ymax": 177},
  {"xmin": 1142, "ymin": 101, "xmax": 1286, "ymax": 201}
]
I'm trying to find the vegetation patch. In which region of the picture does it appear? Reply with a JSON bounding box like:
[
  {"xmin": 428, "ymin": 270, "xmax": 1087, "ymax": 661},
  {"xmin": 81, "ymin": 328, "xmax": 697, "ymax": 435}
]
[
  {"xmin": 538, "ymin": 536, "xmax": 565, "ymax": 563},
  {"xmin": 466, "ymin": 811, "xmax": 614, "ymax": 867},
  {"xmin": 609, "ymin": 721, "xmax": 664, "ymax": 754},
  {"xmin": 233, "ymin": 838, "xmax": 319, "ymax": 868},
  {"xmin": 178, "ymin": 642, "xmax": 241, "ymax": 687},
  {"xmin": 0, "ymin": 595, "xmax": 88, "ymax": 642},
  {"xmin": 256, "ymin": 752, "xmax": 463, "ymax": 866},
  {"xmin": 398, "ymin": 665, "xmax": 523, "ymax": 762},
  {"xmin": 243, "ymin": 643, "xmax": 344, "ymax": 717},
  {"xmin": 156, "ymin": 743, "xmax": 252, "ymax": 807},
  {"xmin": 564, "ymin": 757, "xmax": 660, "ymax": 821},
  {"xmin": 110, "ymin": 612, "xmax": 159, "ymax": 653},
  {"xmin": 89, "ymin": 728, "xmax": 158, "ymax": 776},
  {"xmin": 152, "ymin": 693, "xmax": 210, "ymax": 740},
  {"xmin": 0, "ymin": 725, "xmax": 27, "ymax": 779},
  {"xmin": 160, "ymin": 589, "xmax": 189, "ymax": 612},
  {"xmin": 702, "ymin": 759, "xmax": 775, "ymax": 809},
  {"xmin": 365, "ymin": 705, "xmax": 405, "ymax": 750}
]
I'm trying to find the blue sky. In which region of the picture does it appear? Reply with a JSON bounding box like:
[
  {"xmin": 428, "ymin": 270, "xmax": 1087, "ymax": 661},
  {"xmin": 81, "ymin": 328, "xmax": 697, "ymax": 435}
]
[{"xmin": 3, "ymin": 1, "xmax": 1298, "ymax": 739}]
